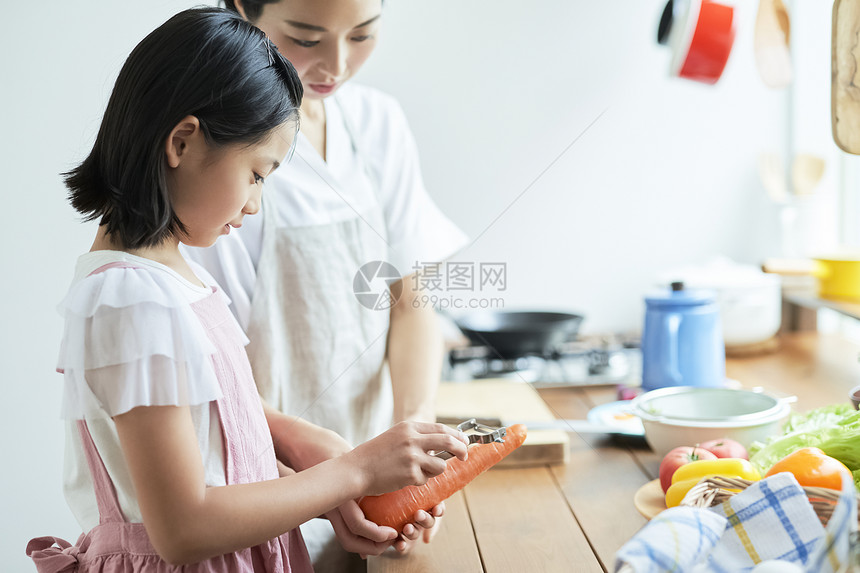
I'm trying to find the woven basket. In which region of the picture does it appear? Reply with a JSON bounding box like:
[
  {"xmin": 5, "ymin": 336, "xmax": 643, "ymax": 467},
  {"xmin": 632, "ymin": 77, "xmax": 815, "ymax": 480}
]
[
  {"xmin": 617, "ymin": 477, "xmax": 860, "ymax": 573},
  {"xmin": 680, "ymin": 476, "xmax": 860, "ymax": 527}
]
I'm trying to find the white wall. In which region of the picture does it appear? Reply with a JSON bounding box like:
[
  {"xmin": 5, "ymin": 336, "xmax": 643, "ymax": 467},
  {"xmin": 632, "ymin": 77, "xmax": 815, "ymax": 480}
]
[
  {"xmin": 356, "ymin": 0, "xmax": 796, "ymax": 333},
  {"xmin": 785, "ymin": 0, "xmax": 840, "ymax": 259},
  {"xmin": 2, "ymin": 0, "xmax": 832, "ymax": 567}
]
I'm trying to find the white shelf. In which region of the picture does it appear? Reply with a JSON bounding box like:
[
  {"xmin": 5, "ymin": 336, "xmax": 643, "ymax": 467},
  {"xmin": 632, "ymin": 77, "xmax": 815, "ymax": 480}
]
[{"xmin": 783, "ymin": 290, "xmax": 860, "ymax": 322}]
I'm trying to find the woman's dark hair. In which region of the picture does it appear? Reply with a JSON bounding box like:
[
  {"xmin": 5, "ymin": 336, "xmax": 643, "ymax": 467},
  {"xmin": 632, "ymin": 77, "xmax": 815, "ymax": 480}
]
[
  {"xmin": 222, "ymin": 0, "xmax": 280, "ymax": 22},
  {"xmin": 65, "ymin": 7, "xmax": 303, "ymax": 249},
  {"xmin": 222, "ymin": 0, "xmax": 384, "ymax": 21}
]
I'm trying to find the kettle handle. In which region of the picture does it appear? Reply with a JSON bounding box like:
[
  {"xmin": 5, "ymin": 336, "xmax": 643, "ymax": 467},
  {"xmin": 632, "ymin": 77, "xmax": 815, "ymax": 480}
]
[{"xmin": 663, "ymin": 313, "xmax": 683, "ymax": 386}]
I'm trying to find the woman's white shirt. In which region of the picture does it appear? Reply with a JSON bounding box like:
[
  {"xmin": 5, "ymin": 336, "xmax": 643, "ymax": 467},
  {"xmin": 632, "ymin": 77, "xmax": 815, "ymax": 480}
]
[
  {"xmin": 183, "ymin": 83, "xmax": 468, "ymax": 329},
  {"xmin": 59, "ymin": 251, "xmax": 231, "ymax": 532}
]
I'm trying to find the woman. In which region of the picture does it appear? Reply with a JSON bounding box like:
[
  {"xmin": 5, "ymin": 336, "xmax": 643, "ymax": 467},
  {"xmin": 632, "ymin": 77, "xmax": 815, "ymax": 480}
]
[{"xmin": 184, "ymin": 0, "xmax": 468, "ymax": 569}]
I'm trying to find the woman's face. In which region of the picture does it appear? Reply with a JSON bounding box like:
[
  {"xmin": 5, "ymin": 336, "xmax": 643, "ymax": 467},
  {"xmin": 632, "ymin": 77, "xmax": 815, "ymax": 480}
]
[{"xmin": 247, "ymin": 0, "xmax": 382, "ymax": 100}]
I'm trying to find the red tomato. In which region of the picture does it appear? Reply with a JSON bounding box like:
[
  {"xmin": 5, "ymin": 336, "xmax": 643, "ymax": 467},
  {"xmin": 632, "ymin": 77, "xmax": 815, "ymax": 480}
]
[
  {"xmin": 699, "ymin": 438, "xmax": 748, "ymax": 460},
  {"xmin": 659, "ymin": 446, "xmax": 718, "ymax": 493}
]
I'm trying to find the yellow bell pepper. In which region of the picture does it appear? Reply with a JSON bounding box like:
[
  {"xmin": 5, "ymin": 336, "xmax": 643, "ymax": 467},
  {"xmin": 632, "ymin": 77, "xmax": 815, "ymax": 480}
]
[
  {"xmin": 670, "ymin": 458, "xmax": 760, "ymax": 485},
  {"xmin": 665, "ymin": 458, "xmax": 761, "ymax": 508},
  {"xmin": 666, "ymin": 476, "xmax": 714, "ymax": 508}
]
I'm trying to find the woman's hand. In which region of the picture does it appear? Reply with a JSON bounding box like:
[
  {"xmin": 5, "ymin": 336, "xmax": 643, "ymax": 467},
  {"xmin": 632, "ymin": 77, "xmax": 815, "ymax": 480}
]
[
  {"xmin": 393, "ymin": 503, "xmax": 445, "ymax": 553},
  {"xmin": 348, "ymin": 421, "xmax": 468, "ymax": 496},
  {"xmin": 331, "ymin": 501, "xmax": 445, "ymax": 558}
]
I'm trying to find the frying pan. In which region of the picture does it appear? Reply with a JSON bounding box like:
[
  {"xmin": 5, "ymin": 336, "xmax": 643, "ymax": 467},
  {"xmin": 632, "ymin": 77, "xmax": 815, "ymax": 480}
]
[{"xmin": 451, "ymin": 310, "xmax": 584, "ymax": 359}]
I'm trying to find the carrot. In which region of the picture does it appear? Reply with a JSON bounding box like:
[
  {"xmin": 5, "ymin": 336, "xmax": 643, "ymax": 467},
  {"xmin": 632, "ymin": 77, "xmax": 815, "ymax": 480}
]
[{"xmin": 359, "ymin": 424, "xmax": 528, "ymax": 531}]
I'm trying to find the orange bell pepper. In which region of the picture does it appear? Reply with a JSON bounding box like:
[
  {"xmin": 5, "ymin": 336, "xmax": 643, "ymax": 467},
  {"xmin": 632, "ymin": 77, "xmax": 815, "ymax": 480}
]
[{"xmin": 765, "ymin": 447, "xmax": 851, "ymax": 490}]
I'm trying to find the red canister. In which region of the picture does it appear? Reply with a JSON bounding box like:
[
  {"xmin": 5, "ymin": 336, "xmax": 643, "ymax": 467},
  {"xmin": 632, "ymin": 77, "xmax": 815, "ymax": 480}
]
[{"xmin": 659, "ymin": 0, "xmax": 737, "ymax": 85}]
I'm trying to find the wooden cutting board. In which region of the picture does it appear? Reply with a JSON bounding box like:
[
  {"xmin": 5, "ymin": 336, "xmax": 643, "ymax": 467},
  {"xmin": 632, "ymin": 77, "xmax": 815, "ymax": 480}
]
[
  {"xmin": 833, "ymin": 0, "xmax": 860, "ymax": 154},
  {"xmin": 435, "ymin": 380, "xmax": 570, "ymax": 467}
]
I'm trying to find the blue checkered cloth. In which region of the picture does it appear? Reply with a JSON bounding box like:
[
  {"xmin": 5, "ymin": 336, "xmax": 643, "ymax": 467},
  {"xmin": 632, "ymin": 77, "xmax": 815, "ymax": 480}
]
[
  {"xmin": 806, "ymin": 472, "xmax": 858, "ymax": 573},
  {"xmin": 614, "ymin": 506, "xmax": 726, "ymax": 572},
  {"xmin": 615, "ymin": 472, "xmax": 857, "ymax": 573}
]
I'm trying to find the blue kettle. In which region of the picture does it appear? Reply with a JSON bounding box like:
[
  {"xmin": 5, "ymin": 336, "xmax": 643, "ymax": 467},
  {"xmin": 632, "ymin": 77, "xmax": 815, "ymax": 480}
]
[{"xmin": 641, "ymin": 281, "xmax": 725, "ymax": 391}]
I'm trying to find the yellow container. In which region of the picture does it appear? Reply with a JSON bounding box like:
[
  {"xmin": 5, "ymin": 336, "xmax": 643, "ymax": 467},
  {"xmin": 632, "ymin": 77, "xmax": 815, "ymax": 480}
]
[{"xmin": 814, "ymin": 257, "xmax": 860, "ymax": 300}]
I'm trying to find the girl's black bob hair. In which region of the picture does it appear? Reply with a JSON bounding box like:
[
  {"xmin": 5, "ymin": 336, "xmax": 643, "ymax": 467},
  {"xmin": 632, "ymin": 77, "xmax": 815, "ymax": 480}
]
[{"xmin": 65, "ymin": 7, "xmax": 303, "ymax": 249}]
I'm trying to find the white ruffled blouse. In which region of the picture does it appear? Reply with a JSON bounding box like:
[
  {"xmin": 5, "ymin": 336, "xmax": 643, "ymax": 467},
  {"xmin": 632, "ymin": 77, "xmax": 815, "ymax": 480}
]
[{"xmin": 59, "ymin": 251, "xmax": 241, "ymax": 532}]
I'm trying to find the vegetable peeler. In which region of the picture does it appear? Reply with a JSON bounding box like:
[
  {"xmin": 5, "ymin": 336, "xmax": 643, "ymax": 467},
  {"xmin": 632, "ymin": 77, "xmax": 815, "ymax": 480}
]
[{"xmin": 435, "ymin": 418, "xmax": 506, "ymax": 460}]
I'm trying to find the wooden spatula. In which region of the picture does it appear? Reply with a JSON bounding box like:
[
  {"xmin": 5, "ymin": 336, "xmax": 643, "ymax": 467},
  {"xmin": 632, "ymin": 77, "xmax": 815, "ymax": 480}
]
[{"xmin": 754, "ymin": 0, "xmax": 792, "ymax": 88}]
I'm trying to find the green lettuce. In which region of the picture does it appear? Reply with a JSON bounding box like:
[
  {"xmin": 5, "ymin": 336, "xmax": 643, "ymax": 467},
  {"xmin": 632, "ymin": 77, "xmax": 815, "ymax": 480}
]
[{"xmin": 748, "ymin": 403, "xmax": 860, "ymax": 490}]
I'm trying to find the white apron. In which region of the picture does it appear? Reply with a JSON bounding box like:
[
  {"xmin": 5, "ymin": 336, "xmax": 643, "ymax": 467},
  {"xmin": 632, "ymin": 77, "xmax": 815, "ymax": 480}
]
[
  {"xmin": 244, "ymin": 97, "xmax": 395, "ymax": 572},
  {"xmin": 245, "ymin": 96, "xmax": 394, "ymax": 448}
]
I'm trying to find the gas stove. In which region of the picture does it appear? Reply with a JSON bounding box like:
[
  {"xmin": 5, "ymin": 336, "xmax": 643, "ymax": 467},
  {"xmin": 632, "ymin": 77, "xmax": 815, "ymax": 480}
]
[{"xmin": 443, "ymin": 334, "xmax": 642, "ymax": 387}]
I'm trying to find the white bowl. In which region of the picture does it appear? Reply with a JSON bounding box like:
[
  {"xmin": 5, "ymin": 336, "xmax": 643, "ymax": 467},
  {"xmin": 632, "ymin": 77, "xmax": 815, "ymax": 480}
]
[{"xmin": 630, "ymin": 386, "xmax": 792, "ymax": 457}]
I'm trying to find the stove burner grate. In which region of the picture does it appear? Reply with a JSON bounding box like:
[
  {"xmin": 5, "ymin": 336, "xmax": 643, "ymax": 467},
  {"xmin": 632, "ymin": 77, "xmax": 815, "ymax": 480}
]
[{"xmin": 445, "ymin": 334, "xmax": 640, "ymax": 386}]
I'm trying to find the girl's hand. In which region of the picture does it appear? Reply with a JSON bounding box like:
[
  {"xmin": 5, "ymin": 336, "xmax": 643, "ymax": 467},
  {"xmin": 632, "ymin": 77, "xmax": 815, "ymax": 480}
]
[
  {"xmin": 393, "ymin": 503, "xmax": 445, "ymax": 554},
  {"xmin": 326, "ymin": 500, "xmax": 397, "ymax": 557},
  {"xmin": 348, "ymin": 421, "xmax": 468, "ymax": 496}
]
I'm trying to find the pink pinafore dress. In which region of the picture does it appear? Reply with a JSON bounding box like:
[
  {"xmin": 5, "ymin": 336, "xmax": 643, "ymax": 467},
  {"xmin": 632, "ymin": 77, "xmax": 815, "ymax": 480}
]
[{"xmin": 27, "ymin": 262, "xmax": 313, "ymax": 572}]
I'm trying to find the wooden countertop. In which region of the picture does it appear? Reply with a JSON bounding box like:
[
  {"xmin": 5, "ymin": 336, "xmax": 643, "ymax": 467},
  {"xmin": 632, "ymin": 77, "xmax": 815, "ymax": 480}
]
[{"xmin": 368, "ymin": 332, "xmax": 860, "ymax": 573}]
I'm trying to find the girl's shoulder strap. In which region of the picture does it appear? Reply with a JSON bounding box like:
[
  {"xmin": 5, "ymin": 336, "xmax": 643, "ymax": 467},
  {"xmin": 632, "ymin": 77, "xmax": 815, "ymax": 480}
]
[{"xmin": 87, "ymin": 261, "xmax": 141, "ymax": 277}]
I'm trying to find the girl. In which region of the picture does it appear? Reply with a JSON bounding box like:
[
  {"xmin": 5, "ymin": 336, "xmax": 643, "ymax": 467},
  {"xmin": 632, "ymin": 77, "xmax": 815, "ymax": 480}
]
[
  {"xmin": 26, "ymin": 7, "xmax": 467, "ymax": 571},
  {"xmin": 184, "ymin": 1, "xmax": 469, "ymax": 566}
]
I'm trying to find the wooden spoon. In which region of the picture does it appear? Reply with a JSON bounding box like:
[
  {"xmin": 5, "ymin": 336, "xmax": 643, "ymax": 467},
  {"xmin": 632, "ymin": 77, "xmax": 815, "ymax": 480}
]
[
  {"xmin": 791, "ymin": 154, "xmax": 826, "ymax": 196},
  {"xmin": 754, "ymin": 0, "xmax": 792, "ymax": 88}
]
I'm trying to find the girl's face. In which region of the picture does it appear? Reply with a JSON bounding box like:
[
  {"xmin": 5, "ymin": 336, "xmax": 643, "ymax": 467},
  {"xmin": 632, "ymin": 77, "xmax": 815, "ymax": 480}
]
[
  {"xmin": 168, "ymin": 121, "xmax": 295, "ymax": 248},
  {"xmin": 247, "ymin": 0, "xmax": 382, "ymax": 100}
]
